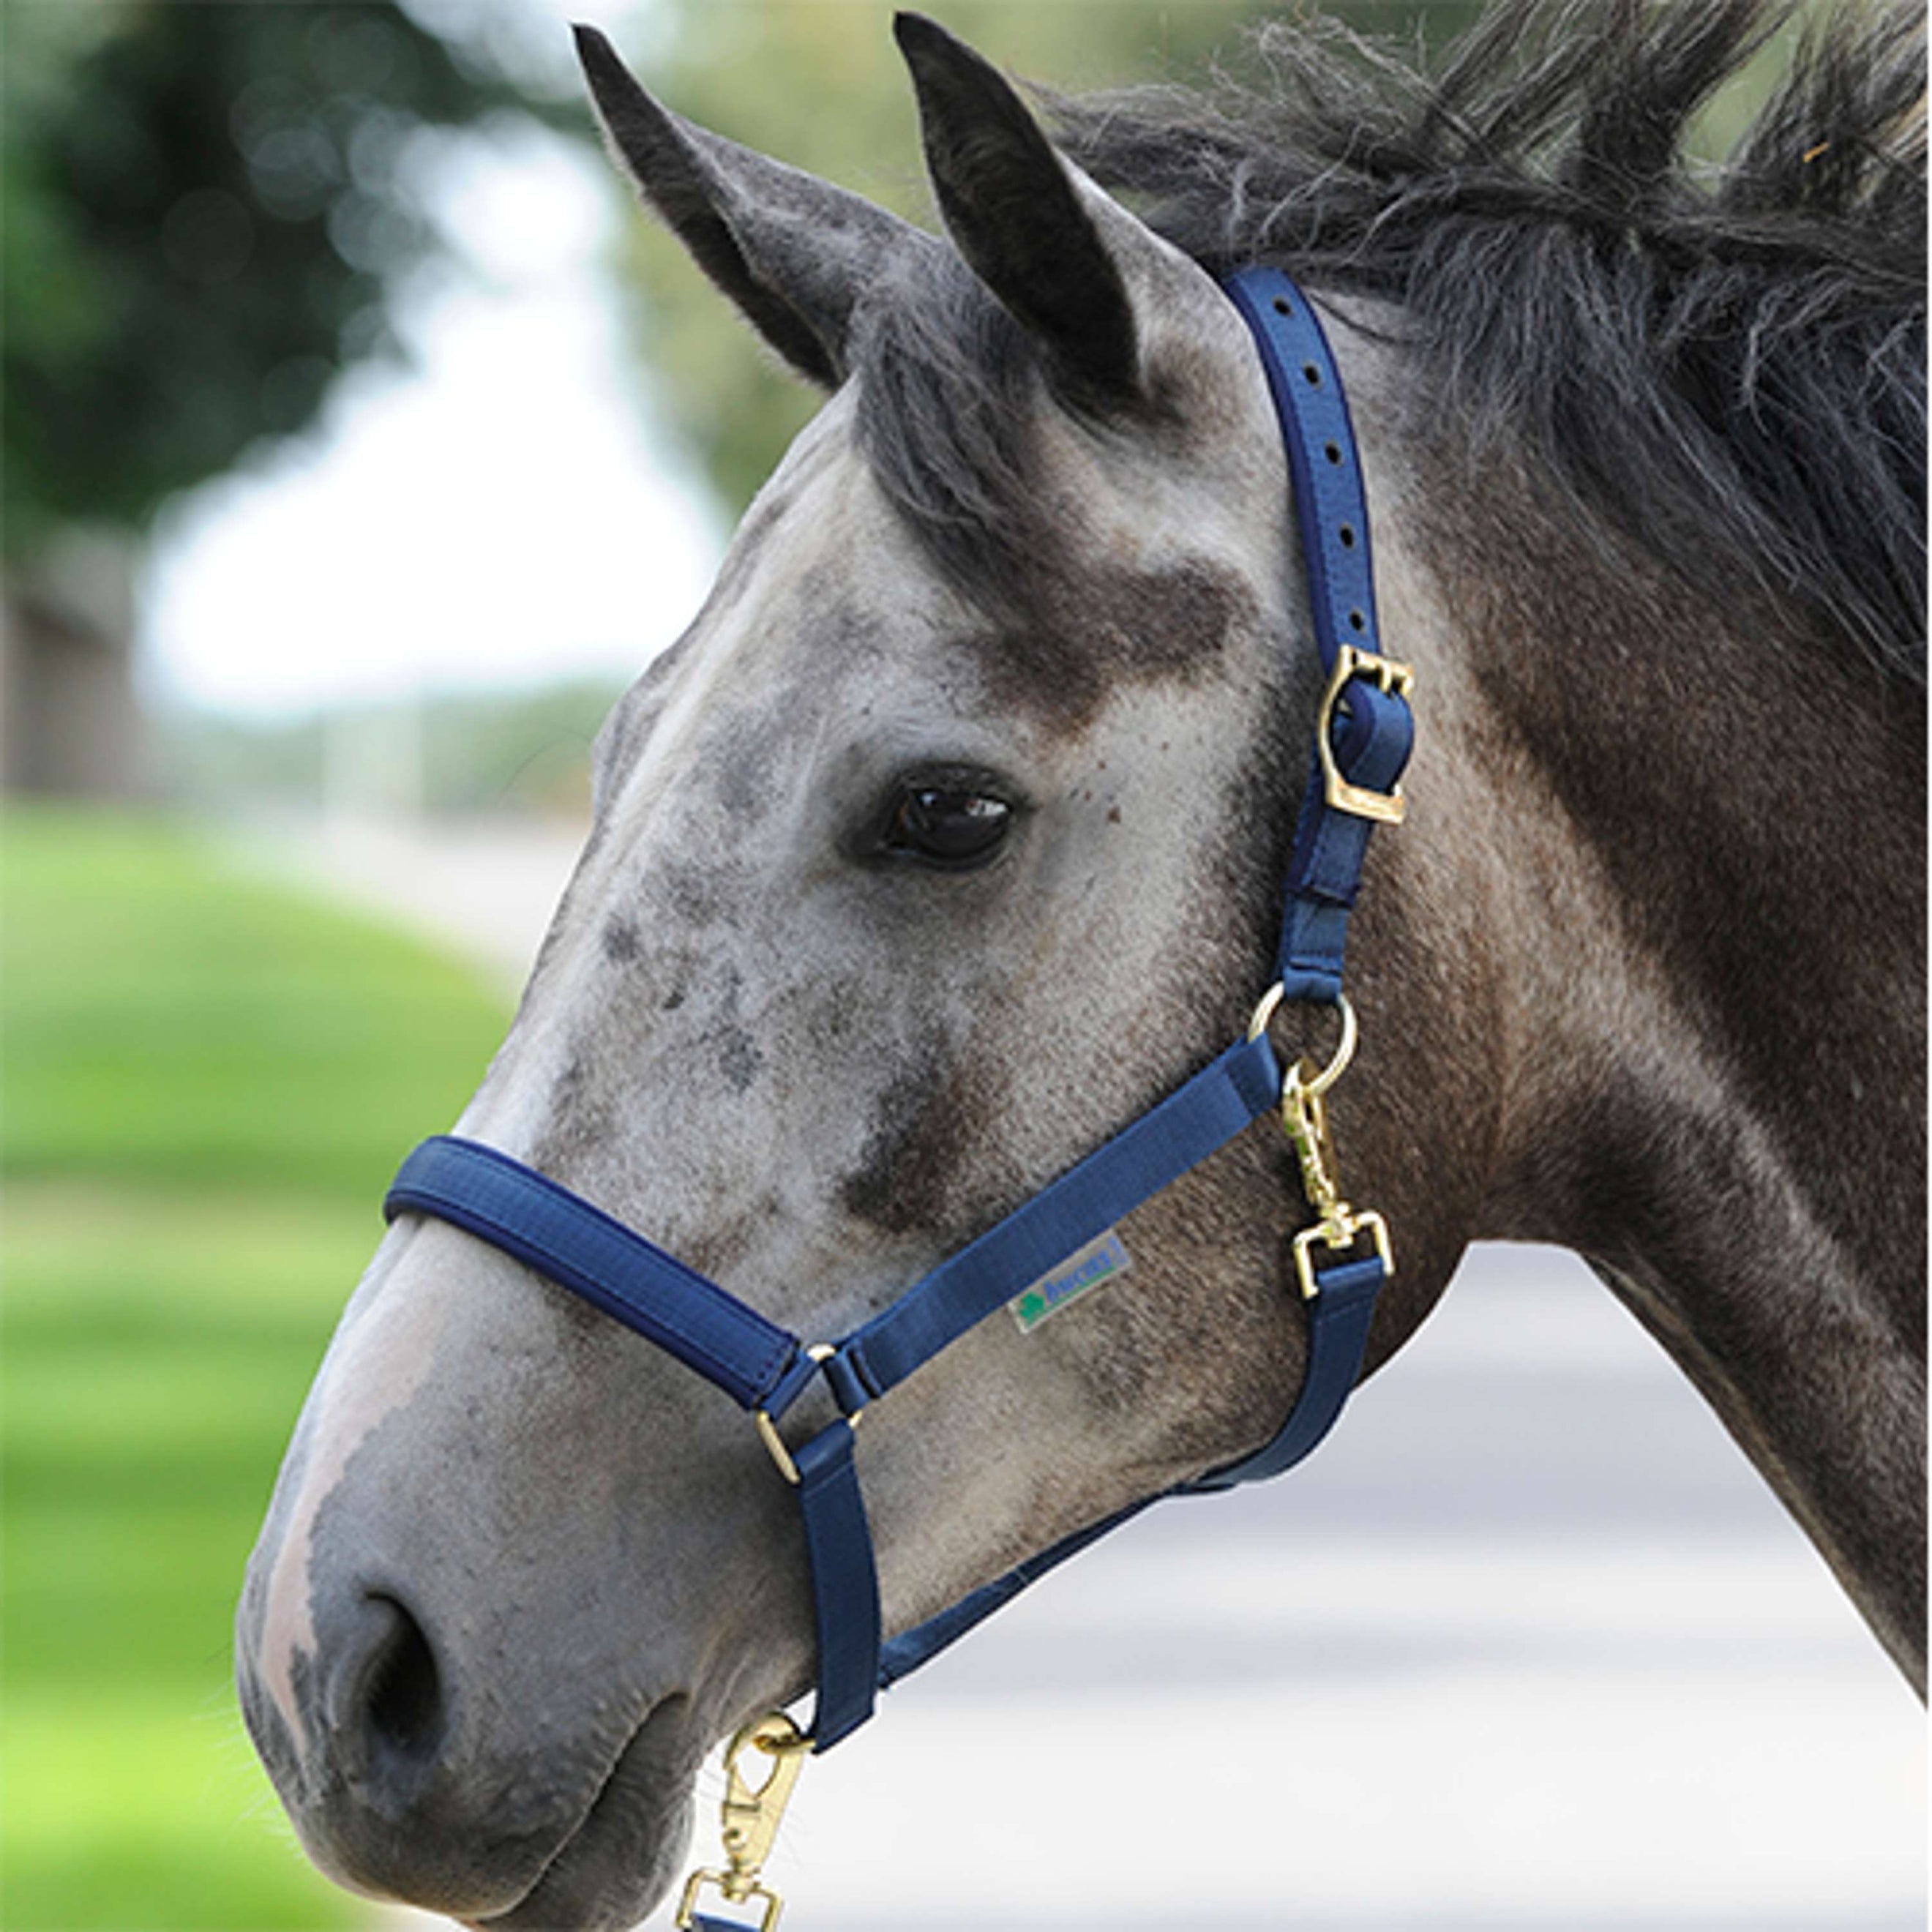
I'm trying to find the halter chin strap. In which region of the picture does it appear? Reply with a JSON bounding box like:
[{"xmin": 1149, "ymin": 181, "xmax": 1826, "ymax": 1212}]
[{"xmin": 382, "ymin": 266, "xmax": 1414, "ymax": 1753}]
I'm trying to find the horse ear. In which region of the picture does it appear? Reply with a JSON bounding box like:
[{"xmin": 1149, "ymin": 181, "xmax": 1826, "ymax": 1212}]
[
  {"xmin": 893, "ymin": 12, "xmax": 1141, "ymax": 408},
  {"xmin": 573, "ymin": 24, "xmax": 922, "ymax": 390}
]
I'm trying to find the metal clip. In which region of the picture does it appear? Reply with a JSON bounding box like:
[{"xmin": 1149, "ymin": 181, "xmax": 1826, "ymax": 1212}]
[
  {"xmin": 1280, "ymin": 1058, "xmax": 1342, "ymax": 1221},
  {"xmin": 1252, "ymin": 994, "xmax": 1397, "ymax": 1300},
  {"xmin": 675, "ymin": 1713, "xmax": 810, "ymax": 1931},
  {"xmin": 1317, "ymin": 643, "xmax": 1415, "ymax": 824}
]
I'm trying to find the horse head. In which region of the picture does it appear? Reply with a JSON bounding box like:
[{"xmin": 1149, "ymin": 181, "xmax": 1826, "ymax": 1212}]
[{"xmin": 234, "ymin": 20, "xmax": 1489, "ymax": 1922}]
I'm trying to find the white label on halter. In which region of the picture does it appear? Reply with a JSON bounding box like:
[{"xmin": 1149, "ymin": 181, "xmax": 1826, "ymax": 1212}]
[{"xmin": 1009, "ymin": 1231, "xmax": 1133, "ymax": 1334}]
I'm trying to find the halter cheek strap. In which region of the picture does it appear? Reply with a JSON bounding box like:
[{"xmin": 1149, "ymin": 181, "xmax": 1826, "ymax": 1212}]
[{"xmin": 381, "ymin": 265, "xmax": 1415, "ymax": 1754}]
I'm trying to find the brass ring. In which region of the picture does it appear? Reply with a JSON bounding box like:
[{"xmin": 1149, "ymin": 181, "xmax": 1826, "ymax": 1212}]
[
  {"xmin": 1246, "ymin": 983, "xmax": 1358, "ymax": 1096},
  {"xmin": 754, "ymin": 1346, "xmax": 864, "ymax": 1487},
  {"xmin": 1304, "ymin": 992, "xmax": 1358, "ymax": 1096},
  {"xmin": 806, "ymin": 1343, "xmax": 864, "ymax": 1428},
  {"xmin": 1245, "ymin": 981, "xmax": 1286, "ymax": 1041}
]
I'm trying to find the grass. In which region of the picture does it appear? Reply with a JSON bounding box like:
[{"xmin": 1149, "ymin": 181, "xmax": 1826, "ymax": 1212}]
[{"xmin": 3, "ymin": 809, "xmax": 511, "ymax": 1930}]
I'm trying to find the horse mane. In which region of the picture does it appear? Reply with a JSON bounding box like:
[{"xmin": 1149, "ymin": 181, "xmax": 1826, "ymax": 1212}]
[
  {"xmin": 856, "ymin": 1, "xmax": 1926, "ymax": 686},
  {"xmin": 1051, "ymin": 0, "xmax": 1927, "ymax": 682}
]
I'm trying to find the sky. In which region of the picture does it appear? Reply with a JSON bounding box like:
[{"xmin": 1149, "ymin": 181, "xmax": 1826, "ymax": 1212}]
[{"xmin": 141, "ymin": 4, "xmax": 728, "ymax": 722}]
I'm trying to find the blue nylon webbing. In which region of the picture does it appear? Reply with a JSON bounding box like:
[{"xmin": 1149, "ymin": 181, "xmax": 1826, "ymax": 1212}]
[
  {"xmin": 880, "ymin": 1496, "xmax": 1159, "ymax": 1687},
  {"xmin": 1222, "ymin": 267, "xmax": 1415, "ymax": 1004},
  {"xmin": 1278, "ymin": 686, "xmax": 1412, "ymax": 1003},
  {"xmin": 880, "ymin": 1249, "xmax": 1387, "ymax": 1683},
  {"xmin": 385, "ymin": 1137, "xmax": 799, "ymax": 1411},
  {"xmin": 1184, "ymin": 1252, "xmax": 1385, "ymax": 1489},
  {"xmin": 383, "ymin": 1030, "xmax": 1289, "ymax": 1749},
  {"xmin": 1221, "ymin": 269, "xmax": 1381, "ymax": 681},
  {"xmin": 834, "ymin": 1033, "xmax": 1281, "ymax": 1404},
  {"xmin": 793, "ymin": 1420, "xmax": 879, "ymax": 1748}
]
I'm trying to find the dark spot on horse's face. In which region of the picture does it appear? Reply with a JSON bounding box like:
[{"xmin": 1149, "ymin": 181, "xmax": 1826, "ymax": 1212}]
[
  {"xmin": 707, "ymin": 706, "xmax": 794, "ymax": 823},
  {"xmin": 653, "ymin": 861, "xmax": 726, "ymax": 927},
  {"xmin": 840, "ymin": 1034, "xmax": 1011, "ymax": 1240},
  {"xmin": 792, "ymin": 568, "xmax": 894, "ymax": 659},
  {"xmin": 840, "ymin": 1050, "xmax": 950, "ymax": 1235},
  {"xmin": 530, "ymin": 1067, "xmax": 618, "ymax": 1176},
  {"xmin": 717, "ymin": 1028, "xmax": 763, "ymax": 1094},
  {"xmin": 602, "ymin": 918, "xmax": 641, "ymax": 965},
  {"xmin": 977, "ymin": 556, "xmax": 1255, "ymax": 735}
]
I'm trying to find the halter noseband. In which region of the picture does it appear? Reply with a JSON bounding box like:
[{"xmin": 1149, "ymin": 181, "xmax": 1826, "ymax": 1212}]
[{"xmin": 382, "ymin": 266, "xmax": 1415, "ymax": 1758}]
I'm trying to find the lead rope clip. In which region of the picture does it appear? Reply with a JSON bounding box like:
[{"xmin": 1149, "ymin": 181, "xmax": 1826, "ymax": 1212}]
[
  {"xmin": 675, "ymin": 1713, "xmax": 809, "ymax": 1932},
  {"xmin": 1248, "ymin": 987, "xmax": 1396, "ymax": 1298}
]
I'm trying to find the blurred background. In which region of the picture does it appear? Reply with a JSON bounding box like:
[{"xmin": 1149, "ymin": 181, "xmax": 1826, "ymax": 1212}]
[{"xmin": 1, "ymin": 2, "xmax": 1920, "ymax": 1929}]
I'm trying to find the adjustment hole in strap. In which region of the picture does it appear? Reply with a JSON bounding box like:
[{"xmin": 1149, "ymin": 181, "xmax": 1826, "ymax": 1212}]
[
  {"xmin": 1338, "ymin": 523, "xmax": 1357, "ymax": 549},
  {"xmin": 1301, "ymin": 363, "xmax": 1322, "ymax": 386},
  {"xmin": 1348, "ymin": 610, "xmax": 1366, "ymax": 632},
  {"xmin": 1324, "ymin": 441, "xmax": 1344, "ymax": 465},
  {"xmin": 1272, "ymin": 295, "xmax": 1292, "ymax": 316}
]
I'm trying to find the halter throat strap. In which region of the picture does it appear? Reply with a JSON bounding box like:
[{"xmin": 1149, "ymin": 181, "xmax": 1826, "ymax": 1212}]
[{"xmin": 381, "ymin": 265, "xmax": 1413, "ymax": 1751}]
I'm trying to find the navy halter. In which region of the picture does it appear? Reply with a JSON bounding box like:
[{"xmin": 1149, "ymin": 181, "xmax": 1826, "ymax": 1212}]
[{"xmin": 383, "ymin": 266, "xmax": 1415, "ymax": 1753}]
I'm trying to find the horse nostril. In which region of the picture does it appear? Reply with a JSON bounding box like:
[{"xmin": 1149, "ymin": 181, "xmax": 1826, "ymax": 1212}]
[{"xmin": 360, "ymin": 1595, "xmax": 444, "ymax": 1764}]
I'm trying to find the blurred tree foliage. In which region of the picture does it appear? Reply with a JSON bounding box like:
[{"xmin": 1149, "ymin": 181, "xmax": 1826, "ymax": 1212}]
[
  {"xmin": 1, "ymin": 1, "xmax": 531, "ymax": 560},
  {"xmin": 604, "ymin": 3, "xmax": 1481, "ymax": 517}
]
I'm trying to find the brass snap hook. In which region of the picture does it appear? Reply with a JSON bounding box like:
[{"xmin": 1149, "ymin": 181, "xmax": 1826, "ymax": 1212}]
[
  {"xmin": 1248, "ymin": 984, "xmax": 1395, "ymax": 1298},
  {"xmin": 676, "ymin": 1712, "xmax": 811, "ymax": 1931}
]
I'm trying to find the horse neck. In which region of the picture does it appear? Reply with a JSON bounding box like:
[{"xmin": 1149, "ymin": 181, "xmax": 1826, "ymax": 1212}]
[{"xmin": 1418, "ymin": 471, "xmax": 1926, "ymax": 1687}]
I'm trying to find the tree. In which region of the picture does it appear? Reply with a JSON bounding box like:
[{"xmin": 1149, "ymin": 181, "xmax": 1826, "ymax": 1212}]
[{"xmin": 1, "ymin": 1, "xmax": 534, "ymax": 793}]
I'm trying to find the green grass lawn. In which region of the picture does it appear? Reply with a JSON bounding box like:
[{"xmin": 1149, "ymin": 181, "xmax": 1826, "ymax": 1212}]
[{"xmin": 4, "ymin": 809, "xmax": 511, "ymax": 1930}]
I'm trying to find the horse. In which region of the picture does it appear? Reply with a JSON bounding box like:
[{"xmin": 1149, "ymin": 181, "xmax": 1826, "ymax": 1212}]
[{"xmin": 235, "ymin": 4, "xmax": 1926, "ymax": 1925}]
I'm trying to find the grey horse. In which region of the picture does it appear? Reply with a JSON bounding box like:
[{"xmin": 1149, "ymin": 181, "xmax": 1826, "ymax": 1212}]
[{"xmin": 237, "ymin": 4, "xmax": 1925, "ymax": 1925}]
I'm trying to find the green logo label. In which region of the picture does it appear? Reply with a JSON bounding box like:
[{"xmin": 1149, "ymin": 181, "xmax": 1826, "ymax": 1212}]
[{"xmin": 1009, "ymin": 1232, "xmax": 1132, "ymax": 1334}]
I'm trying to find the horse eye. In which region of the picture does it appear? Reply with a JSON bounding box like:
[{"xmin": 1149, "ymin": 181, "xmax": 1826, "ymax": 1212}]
[{"xmin": 882, "ymin": 785, "xmax": 1012, "ymax": 869}]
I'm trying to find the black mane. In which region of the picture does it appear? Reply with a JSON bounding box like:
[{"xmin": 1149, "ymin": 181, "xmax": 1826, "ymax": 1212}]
[{"xmin": 860, "ymin": 1, "xmax": 1927, "ymax": 683}]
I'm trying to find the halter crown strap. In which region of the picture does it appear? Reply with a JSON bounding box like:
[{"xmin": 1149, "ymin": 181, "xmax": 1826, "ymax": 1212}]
[
  {"xmin": 1222, "ymin": 268, "xmax": 1415, "ymax": 1005},
  {"xmin": 380, "ymin": 264, "xmax": 1412, "ymax": 1754}
]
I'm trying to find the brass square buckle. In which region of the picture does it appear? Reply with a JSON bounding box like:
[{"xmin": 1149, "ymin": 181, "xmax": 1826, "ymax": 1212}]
[
  {"xmin": 1317, "ymin": 645, "xmax": 1415, "ymax": 824},
  {"xmin": 1292, "ymin": 1207, "xmax": 1395, "ymax": 1301},
  {"xmin": 677, "ymin": 1870, "xmax": 783, "ymax": 1931}
]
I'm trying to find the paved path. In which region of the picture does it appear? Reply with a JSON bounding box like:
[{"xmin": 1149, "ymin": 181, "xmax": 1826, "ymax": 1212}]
[
  {"xmin": 238, "ymin": 813, "xmax": 586, "ymax": 997},
  {"xmin": 266, "ymin": 817, "xmax": 1923, "ymax": 1932}
]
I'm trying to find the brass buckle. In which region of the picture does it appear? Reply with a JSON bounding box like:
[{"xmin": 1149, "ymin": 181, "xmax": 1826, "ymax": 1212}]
[
  {"xmin": 1292, "ymin": 1205, "xmax": 1395, "ymax": 1301},
  {"xmin": 754, "ymin": 1345, "xmax": 863, "ymax": 1486},
  {"xmin": 675, "ymin": 1713, "xmax": 810, "ymax": 1931},
  {"xmin": 678, "ymin": 1871, "xmax": 783, "ymax": 1931},
  {"xmin": 1316, "ymin": 644, "xmax": 1415, "ymax": 824}
]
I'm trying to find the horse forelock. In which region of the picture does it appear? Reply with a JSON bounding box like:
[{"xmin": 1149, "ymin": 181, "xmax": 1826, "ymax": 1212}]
[{"xmin": 849, "ymin": 252, "xmax": 1042, "ymax": 602}]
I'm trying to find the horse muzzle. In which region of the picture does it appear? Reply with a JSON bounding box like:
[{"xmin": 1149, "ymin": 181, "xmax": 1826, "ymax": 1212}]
[{"xmin": 235, "ymin": 1519, "xmax": 703, "ymax": 1929}]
